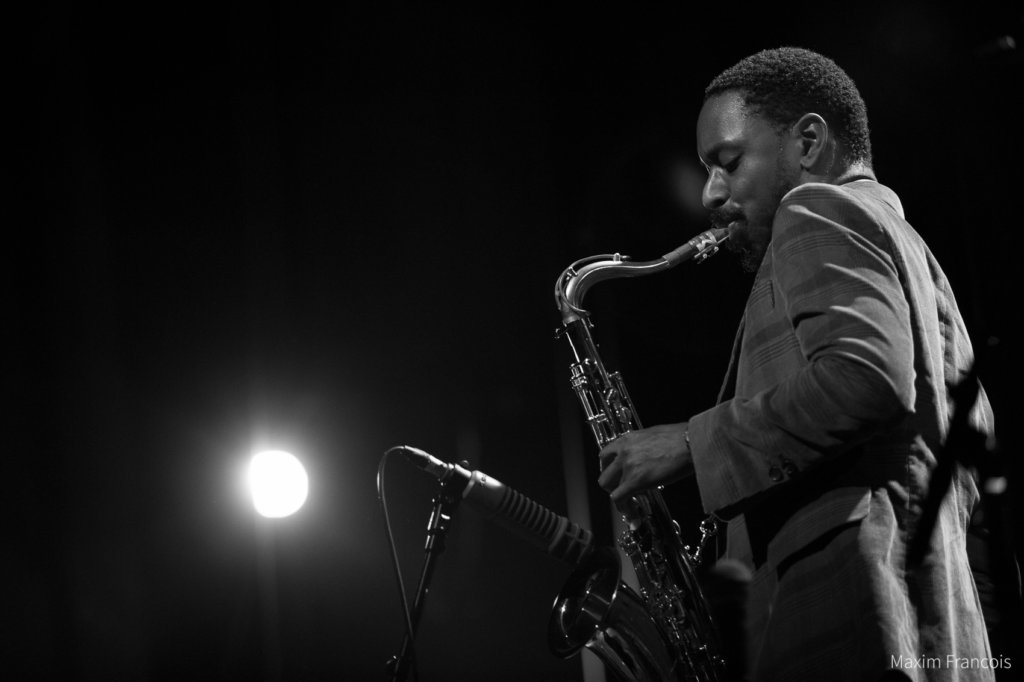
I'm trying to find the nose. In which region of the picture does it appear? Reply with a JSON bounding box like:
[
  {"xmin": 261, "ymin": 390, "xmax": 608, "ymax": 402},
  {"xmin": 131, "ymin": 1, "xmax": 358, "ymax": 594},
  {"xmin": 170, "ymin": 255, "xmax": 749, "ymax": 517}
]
[{"xmin": 702, "ymin": 169, "xmax": 728, "ymax": 210}]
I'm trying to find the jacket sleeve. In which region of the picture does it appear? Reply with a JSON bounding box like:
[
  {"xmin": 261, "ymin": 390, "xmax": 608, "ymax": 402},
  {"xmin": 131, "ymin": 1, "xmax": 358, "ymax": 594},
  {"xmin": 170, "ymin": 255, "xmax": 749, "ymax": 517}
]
[{"xmin": 689, "ymin": 183, "xmax": 915, "ymax": 516}]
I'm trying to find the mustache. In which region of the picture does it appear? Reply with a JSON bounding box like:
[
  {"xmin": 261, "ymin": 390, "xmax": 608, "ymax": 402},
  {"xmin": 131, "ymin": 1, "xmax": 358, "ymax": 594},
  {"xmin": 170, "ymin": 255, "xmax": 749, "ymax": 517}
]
[{"xmin": 709, "ymin": 207, "xmax": 744, "ymax": 230}]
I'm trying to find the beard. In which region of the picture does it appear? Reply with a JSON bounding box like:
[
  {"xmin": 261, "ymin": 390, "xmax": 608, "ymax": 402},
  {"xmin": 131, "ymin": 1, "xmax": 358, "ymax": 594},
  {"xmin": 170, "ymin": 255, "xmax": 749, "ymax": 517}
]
[
  {"xmin": 711, "ymin": 161, "xmax": 799, "ymax": 273},
  {"xmin": 725, "ymin": 220, "xmax": 774, "ymax": 273}
]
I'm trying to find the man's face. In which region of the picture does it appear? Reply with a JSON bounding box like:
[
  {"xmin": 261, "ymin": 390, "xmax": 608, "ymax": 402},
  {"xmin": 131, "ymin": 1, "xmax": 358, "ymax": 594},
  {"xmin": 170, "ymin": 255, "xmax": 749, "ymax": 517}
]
[{"xmin": 696, "ymin": 91, "xmax": 800, "ymax": 272}]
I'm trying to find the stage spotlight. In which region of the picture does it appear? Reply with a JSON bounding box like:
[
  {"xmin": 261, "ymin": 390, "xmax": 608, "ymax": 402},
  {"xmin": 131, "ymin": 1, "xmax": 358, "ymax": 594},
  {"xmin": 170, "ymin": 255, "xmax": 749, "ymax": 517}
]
[{"xmin": 249, "ymin": 450, "xmax": 309, "ymax": 518}]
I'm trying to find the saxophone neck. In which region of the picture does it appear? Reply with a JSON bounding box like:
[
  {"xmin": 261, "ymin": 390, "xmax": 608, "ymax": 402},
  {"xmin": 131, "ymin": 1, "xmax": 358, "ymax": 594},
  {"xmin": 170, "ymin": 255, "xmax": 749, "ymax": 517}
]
[
  {"xmin": 555, "ymin": 253, "xmax": 668, "ymax": 324},
  {"xmin": 555, "ymin": 227, "xmax": 729, "ymax": 324}
]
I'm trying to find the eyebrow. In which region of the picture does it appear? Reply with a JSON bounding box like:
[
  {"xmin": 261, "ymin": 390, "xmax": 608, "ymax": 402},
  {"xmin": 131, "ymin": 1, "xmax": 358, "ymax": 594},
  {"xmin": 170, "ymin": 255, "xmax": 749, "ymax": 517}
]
[{"xmin": 698, "ymin": 142, "xmax": 738, "ymax": 169}]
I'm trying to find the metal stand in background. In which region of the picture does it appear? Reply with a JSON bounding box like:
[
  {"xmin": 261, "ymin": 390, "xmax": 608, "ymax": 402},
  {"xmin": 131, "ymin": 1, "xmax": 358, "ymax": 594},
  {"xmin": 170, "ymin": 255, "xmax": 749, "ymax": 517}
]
[
  {"xmin": 908, "ymin": 348, "xmax": 1022, "ymax": 676},
  {"xmin": 384, "ymin": 473, "xmax": 464, "ymax": 682}
]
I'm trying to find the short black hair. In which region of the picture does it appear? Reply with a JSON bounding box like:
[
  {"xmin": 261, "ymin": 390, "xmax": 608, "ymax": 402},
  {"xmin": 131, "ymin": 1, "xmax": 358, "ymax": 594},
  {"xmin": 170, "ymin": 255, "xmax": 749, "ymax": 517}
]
[{"xmin": 705, "ymin": 47, "xmax": 872, "ymax": 165}]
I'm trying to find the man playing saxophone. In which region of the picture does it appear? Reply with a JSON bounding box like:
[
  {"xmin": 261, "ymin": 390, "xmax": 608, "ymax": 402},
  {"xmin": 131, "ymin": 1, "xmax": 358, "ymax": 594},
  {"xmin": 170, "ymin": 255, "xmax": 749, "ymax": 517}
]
[{"xmin": 596, "ymin": 48, "xmax": 995, "ymax": 681}]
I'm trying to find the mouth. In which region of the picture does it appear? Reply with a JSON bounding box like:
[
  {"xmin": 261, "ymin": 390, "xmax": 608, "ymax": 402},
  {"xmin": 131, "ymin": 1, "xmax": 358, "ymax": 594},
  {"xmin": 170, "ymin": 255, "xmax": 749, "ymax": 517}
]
[
  {"xmin": 723, "ymin": 219, "xmax": 746, "ymax": 240},
  {"xmin": 722, "ymin": 220, "xmax": 749, "ymax": 255},
  {"xmin": 710, "ymin": 207, "xmax": 744, "ymax": 233}
]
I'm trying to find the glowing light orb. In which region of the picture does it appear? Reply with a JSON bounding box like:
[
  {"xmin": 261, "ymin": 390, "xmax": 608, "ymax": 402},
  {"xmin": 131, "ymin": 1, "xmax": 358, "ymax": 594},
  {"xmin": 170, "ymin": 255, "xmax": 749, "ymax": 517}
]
[{"xmin": 249, "ymin": 450, "xmax": 309, "ymax": 518}]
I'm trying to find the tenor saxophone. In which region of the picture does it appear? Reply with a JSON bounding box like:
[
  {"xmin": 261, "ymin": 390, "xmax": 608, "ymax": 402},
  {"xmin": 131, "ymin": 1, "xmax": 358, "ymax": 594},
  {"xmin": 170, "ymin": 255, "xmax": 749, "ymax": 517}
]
[{"xmin": 547, "ymin": 228, "xmax": 729, "ymax": 682}]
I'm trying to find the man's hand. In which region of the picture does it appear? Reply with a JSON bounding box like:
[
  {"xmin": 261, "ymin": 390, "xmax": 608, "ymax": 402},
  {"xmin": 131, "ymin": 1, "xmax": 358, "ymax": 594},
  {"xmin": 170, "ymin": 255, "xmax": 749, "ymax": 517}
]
[{"xmin": 597, "ymin": 422, "xmax": 694, "ymax": 503}]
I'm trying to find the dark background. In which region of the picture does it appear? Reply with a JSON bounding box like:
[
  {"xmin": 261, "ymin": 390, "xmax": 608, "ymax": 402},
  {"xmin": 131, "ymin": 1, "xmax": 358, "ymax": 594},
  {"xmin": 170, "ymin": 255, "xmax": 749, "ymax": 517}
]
[{"xmin": 14, "ymin": 2, "xmax": 1022, "ymax": 680}]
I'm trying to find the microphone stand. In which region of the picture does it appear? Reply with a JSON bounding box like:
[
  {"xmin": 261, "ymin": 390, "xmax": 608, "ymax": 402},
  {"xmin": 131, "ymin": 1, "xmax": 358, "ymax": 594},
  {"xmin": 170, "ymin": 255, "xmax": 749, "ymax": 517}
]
[
  {"xmin": 907, "ymin": 348, "xmax": 1022, "ymax": 666},
  {"xmin": 385, "ymin": 471, "xmax": 464, "ymax": 682}
]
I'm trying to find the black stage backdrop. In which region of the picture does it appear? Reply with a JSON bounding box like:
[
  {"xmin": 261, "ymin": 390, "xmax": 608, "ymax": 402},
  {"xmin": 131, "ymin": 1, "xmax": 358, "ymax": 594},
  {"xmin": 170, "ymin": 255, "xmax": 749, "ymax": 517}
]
[{"xmin": 14, "ymin": 3, "xmax": 1022, "ymax": 681}]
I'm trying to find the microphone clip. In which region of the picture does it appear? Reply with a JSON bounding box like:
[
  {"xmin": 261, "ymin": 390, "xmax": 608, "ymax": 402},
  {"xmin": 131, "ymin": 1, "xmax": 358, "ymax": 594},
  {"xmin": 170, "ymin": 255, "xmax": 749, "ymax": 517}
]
[{"xmin": 424, "ymin": 468, "xmax": 467, "ymax": 553}]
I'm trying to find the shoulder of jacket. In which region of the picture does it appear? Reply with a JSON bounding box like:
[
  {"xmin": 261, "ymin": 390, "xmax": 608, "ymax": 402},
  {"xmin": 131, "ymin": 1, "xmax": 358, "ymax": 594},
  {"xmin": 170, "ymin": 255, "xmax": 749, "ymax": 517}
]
[{"xmin": 780, "ymin": 181, "xmax": 856, "ymax": 207}]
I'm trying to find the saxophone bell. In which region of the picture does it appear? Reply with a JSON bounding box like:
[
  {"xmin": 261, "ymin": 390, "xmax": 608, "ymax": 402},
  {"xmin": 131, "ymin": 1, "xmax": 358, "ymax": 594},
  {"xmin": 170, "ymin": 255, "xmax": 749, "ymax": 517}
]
[{"xmin": 548, "ymin": 547, "xmax": 679, "ymax": 682}]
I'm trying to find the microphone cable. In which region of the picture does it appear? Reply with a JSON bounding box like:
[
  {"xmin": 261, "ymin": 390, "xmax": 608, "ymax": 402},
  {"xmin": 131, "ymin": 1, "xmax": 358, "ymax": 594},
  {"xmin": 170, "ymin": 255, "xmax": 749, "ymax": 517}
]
[{"xmin": 377, "ymin": 446, "xmax": 419, "ymax": 682}]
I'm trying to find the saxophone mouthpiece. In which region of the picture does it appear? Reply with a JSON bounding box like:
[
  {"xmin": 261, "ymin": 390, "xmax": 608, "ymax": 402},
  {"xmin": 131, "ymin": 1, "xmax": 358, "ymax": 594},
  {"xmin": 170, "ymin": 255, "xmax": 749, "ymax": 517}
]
[
  {"xmin": 662, "ymin": 227, "xmax": 730, "ymax": 267},
  {"xmin": 710, "ymin": 225, "xmax": 731, "ymax": 242}
]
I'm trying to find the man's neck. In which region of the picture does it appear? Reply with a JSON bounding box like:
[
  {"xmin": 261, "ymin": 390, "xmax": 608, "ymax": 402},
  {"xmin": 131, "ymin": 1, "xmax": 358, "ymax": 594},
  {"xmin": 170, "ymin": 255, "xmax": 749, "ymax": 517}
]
[
  {"xmin": 835, "ymin": 162, "xmax": 876, "ymax": 184},
  {"xmin": 802, "ymin": 161, "xmax": 876, "ymax": 186}
]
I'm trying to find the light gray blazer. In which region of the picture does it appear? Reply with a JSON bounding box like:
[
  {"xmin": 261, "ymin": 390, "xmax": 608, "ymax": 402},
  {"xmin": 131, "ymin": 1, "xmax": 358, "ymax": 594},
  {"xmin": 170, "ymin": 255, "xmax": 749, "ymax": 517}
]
[{"xmin": 689, "ymin": 179, "xmax": 994, "ymax": 681}]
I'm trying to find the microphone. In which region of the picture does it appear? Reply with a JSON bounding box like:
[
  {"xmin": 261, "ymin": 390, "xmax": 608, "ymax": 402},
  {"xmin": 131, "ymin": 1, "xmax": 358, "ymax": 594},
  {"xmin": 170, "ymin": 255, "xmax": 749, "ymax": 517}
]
[{"xmin": 401, "ymin": 446, "xmax": 594, "ymax": 565}]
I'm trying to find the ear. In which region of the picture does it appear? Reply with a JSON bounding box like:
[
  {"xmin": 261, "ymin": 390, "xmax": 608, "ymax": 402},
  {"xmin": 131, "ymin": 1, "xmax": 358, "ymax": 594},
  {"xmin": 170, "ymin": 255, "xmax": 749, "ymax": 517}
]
[{"xmin": 791, "ymin": 113, "xmax": 829, "ymax": 171}]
